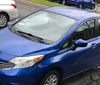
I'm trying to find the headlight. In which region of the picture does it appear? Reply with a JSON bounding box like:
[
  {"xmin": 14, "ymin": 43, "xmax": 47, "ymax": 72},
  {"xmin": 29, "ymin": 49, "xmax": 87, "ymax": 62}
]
[{"xmin": 9, "ymin": 55, "xmax": 44, "ymax": 69}]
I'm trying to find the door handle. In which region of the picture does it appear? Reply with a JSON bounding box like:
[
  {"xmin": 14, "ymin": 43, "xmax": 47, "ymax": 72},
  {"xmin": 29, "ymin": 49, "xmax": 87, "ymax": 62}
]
[{"xmin": 91, "ymin": 43, "xmax": 97, "ymax": 49}]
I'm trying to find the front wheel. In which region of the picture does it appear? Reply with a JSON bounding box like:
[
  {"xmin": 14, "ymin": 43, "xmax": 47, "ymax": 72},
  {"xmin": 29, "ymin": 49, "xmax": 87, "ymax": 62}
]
[
  {"xmin": 0, "ymin": 13, "xmax": 8, "ymax": 28},
  {"xmin": 39, "ymin": 70, "xmax": 60, "ymax": 85},
  {"xmin": 91, "ymin": 5, "xmax": 95, "ymax": 10},
  {"xmin": 78, "ymin": 4, "xmax": 83, "ymax": 9}
]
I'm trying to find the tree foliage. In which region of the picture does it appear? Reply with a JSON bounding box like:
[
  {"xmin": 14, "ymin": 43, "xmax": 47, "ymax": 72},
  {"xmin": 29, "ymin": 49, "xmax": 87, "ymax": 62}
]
[{"xmin": 96, "ymin": 0, "xmax": 100, "ymax": 3}]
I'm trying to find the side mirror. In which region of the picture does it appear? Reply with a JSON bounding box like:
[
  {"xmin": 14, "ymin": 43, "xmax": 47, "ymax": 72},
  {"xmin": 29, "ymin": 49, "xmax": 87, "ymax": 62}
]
[
  {"xmin": 72, "ymin": 39, "xmax": 88, "ymax": 51},
  {"xmin": 74, "ymin": 39, "xmax": 88, "ymax": 48}
]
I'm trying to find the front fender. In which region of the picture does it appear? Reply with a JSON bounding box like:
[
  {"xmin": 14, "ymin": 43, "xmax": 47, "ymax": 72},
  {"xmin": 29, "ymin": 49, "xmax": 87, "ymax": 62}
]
[{"xmin": 35, "ymin": 55, "xmax": 64, "ymax": 78}]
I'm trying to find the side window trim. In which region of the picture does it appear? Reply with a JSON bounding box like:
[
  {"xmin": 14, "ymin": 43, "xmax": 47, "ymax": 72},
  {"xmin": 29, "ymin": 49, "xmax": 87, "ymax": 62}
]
[
  {"xmin": 96, "ymin": 19, "xmax": 100, "ymax": 36},
  {"xmin": 61, "ymin": 19, "xmax": 96, "ymax": 50}
]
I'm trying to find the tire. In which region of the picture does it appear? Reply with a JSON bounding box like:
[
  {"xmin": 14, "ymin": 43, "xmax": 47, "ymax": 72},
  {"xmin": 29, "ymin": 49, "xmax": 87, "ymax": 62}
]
[
  {"xmin": 64, "ymin": 0, "xmax": 69, "ymax": 5},
  {"xmin": 0, "ymin": 13, "xmax": 9, "ymax": 28},
  {"xmin": 91, "ymin": 5, "xmax": 95, "ymax": 10},
  {"xmin": 39, "ymin": 70, "xmax": 61, "ymax": 85},
  {"xmin": 64, "ymin": 1, "xmax": 68, "ymax": 5},
  {"xmin": 78, "ymin": 4, "xmax": 83, "ymax": 9},
  {"xmin": 62, "ymin": 0, "xmax": 65, "ymax": 5}
]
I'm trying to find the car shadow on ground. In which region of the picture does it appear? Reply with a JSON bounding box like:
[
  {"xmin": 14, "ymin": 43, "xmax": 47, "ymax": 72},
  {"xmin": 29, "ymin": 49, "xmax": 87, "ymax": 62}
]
[{"xmin": 62, "ymin": 68, "xmax": 100, "ymax": 85}]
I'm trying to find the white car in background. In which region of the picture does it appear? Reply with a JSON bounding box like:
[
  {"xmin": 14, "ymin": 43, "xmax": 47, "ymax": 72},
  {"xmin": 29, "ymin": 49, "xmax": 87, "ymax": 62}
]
[{"xmin": 0, "ymin": 0, "xmax": 18, "ymax": 28}]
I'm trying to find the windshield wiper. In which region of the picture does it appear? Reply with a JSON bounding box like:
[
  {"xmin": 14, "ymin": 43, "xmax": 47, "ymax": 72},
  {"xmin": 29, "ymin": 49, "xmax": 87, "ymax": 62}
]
[{"xmin": 17, "ymin": 31, "xmax": 49, "ymax": 44}]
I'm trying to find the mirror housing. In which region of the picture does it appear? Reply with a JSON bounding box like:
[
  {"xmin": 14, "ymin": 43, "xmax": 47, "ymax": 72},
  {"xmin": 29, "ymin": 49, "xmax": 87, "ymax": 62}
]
[{"xmin": 74, "ymin": 39, "xmax": 88, "ymax": 48}]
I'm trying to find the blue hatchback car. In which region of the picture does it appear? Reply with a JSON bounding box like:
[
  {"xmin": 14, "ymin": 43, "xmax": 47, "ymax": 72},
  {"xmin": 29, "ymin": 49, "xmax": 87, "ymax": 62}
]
[
  {"xmin": 0, "ymin": 7, "xmax": 100, "ymax": 85},
  {"xmin": 65, "ymin": 0, "xmax": 95, "ymax": 9}
]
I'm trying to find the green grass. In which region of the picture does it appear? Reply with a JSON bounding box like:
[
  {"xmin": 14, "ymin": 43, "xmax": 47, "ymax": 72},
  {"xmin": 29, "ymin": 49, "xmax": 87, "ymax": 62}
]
[
  {"xmin": 28, "ymin": 0, "xmax": 100, "ymax": 13},
  {"xmin": 28, "ymin": 0, "xmax": 66, "ymax": 7},
  {"xmin": 90, "ymin": 9, "xmax": 100, "ymax": 13},
  {"xmin": 96, "ymin": 9, "xmax": 100, "ymax": 13}
]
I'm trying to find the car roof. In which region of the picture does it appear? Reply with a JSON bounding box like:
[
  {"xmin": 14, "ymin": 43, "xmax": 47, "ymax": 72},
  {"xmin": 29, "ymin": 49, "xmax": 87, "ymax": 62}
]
[{"xmin": 43, "ymin": 7, "xmax": 100, "ymax": 20}]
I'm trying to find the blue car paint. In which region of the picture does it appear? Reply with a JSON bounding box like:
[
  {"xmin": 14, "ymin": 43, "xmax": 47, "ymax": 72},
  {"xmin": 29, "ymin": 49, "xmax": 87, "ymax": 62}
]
[
  {"xmin": 0, "ymin": 28, "xmax": 52, "ymax": 56},
  {"xmin": 0, "ymin": 7, "xmax": 100, "ymax": 85},
  {"xmin": 66, "ymin": 0, "xmax": 95, "ymax": 9}
]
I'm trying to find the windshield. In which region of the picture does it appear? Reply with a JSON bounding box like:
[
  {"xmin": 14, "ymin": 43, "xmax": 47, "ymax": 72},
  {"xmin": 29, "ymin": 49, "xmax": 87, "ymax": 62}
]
[{"xmin": 11, "ymin": 11, "xmax": 77, "ymax": 44}]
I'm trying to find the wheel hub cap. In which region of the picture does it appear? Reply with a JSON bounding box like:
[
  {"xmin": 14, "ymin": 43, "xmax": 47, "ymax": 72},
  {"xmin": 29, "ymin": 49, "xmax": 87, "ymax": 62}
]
[
  {"xmin": 0, "ymin": 15, "xmax": 7, "ymax": 27},
  {"xmin": 44, "ymin": 74, "xmax": 58, "ymax": 85}
]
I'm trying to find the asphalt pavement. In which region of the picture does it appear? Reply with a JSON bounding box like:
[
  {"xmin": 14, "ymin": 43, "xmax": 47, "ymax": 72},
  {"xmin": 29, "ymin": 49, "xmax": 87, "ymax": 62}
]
[
  {"xmin": 15, "ymin": 0, "xmax": 45, "ymax": 18},
  {"xmin": 15, "ymin": 0, "xmax": 100, "ymax": 19}
]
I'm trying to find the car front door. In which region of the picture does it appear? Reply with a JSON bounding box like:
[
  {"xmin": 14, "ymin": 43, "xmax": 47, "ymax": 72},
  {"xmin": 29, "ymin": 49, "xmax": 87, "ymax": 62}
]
[{"xmin": 59, "ymin": 19, "xmax": 100, "ymax": 78}]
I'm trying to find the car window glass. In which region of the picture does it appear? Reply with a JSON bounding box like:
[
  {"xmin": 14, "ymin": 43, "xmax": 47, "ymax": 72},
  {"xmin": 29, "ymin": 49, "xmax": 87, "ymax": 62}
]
[
  {"xmin": 84, "ymin": 0, "xmax": 90, "ymax": 2},
  {"xmin": 62, "ymin": 42, "xmax": 69, "ymax": 49},
  {"xmin": 12, "ymin": 11, "xmax": 77, "ymax": 44},
  {"xmin": 87, "ymin": 20, "xmax": 95, "ymax": 28},
  {"xmin": 76, "ymin": 23, "xmax": 88, "ymax": 32},
  {"xmin": 97, "ymin": 19, "xmax": 100, "ymax": 35},
  {"xmin": 73, "ymin": 23, "xmax": 89, "ymax": 40},
  {"xmin": 74, "ymin": 20, "xmax": 95, "ymax": 40},
  {"xmin": 98, "ymin": 19, "xmax": 100, "ymax": 27},
  {"xmin": 90, "ymin": 0, "xmax": 93, "ymax": 2},
  {"xmin": 62, "ymin": 20, "xmax": 95, "ymax": 49}
]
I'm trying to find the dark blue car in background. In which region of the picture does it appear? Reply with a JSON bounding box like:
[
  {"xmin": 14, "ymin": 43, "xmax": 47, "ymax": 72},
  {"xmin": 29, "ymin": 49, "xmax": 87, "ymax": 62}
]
[
  {"xmin": 0, "ymin": 7, "xmax": 100, "ymax": 85},
  {"xmin": 65, "ymin": 0, "xmax": 95, "ymax": 9}
]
